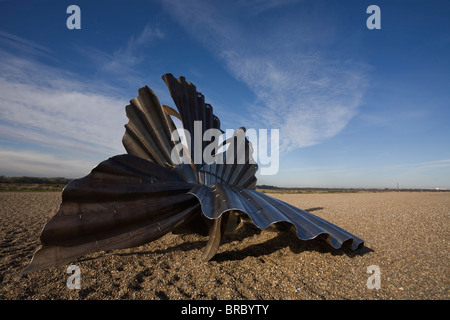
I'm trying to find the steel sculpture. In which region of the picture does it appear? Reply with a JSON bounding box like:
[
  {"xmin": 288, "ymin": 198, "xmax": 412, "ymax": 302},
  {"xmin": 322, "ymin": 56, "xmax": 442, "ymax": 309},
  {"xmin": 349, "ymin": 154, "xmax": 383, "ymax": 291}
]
[{"xmin": 23, "ymin": 74, "xmax": 364, "ymax": 273}]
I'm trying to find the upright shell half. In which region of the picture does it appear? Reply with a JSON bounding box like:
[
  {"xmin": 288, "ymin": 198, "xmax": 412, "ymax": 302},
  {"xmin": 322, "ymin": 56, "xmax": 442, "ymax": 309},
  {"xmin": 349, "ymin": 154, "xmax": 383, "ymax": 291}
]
[{"xmin": 23, "ymin": 74, "xmax": 364, "ymax": 273}]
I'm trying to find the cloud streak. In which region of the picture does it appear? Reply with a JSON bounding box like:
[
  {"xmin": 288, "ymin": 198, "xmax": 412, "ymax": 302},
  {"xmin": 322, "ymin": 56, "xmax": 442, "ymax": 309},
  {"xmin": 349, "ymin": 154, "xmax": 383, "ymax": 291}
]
[
  {"xmin": 102, "ymin": 24, "xmax": 165, "ymax": 75},
  {"xmin": 159, "ymin": 0, "xmax": 367, "ymax": 152},
  {"xmin": 0, "ymin": 54, "xmax": 127, "ymax": 155},
  {"xmin": 74, "ymin": 23, "xmax": 166, "ymax": 88},
  {"xmin": 261, "ymin": 158, "xmax": 450, "ymax": 189},
  {"xmin": 0, "ymin": 25, "xmax": 171, "ymax": 177},
  {"xmin": 0, "ymin": 78, "xmax": 126, "ymax": 154},
  {"xmin": 0, "ymin": 31, "xmax": 130, "ymax": 177},
  {"xmin": 0, "ymin": 149, "xmax": 96, "ymax": 178}
]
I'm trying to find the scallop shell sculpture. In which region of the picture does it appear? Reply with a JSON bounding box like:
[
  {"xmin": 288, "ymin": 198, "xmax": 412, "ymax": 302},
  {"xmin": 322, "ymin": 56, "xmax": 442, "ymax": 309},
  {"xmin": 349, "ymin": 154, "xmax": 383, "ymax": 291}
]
[{"xmin": 23, "ymin": 74, "xmax": 364, "ymax": 273}]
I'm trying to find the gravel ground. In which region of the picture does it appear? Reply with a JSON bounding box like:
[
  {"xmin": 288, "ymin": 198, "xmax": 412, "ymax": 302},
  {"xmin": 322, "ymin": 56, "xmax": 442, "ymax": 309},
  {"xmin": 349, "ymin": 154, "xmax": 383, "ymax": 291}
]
[{"xmin": 0, "ymin": 191, "xmax": 448, "ymax": 300}]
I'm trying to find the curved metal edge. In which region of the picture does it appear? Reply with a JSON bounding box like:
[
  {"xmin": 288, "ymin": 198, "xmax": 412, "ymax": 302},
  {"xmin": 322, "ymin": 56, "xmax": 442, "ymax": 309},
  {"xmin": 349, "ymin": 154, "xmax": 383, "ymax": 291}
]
[
  {"xmin": 200, "ymin": 213, "xmax": 229, "ymax": 262},
  {"xmin": 21, "ymin": 204, "xmax": 199, "ymax": 275},
  {"xmin": 21, "ymin": 154, "xmax": 199, "ymax": 274},
  {"xmin": 188, "ymin": 184, "xmax": 364, "ymax": 251}
]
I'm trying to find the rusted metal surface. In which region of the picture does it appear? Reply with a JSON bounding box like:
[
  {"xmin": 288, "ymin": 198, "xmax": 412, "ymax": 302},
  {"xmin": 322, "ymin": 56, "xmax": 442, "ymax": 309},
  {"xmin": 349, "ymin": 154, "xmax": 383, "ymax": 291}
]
[{"xmin": 23, "ymin": 73, "xmax": 364, "ymax": 273}]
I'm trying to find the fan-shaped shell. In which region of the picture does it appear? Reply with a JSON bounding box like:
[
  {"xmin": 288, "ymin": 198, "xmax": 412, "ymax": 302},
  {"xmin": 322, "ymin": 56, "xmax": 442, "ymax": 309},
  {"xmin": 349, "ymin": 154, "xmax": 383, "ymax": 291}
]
[{"xmin": 23, "ymin": 73, "xmax": 364, "ymax": 273}]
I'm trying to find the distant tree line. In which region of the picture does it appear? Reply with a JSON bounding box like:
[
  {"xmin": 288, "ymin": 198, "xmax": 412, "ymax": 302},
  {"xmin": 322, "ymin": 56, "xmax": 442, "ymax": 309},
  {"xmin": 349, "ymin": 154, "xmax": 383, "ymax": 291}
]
[
  {"xmin": 0, "ymin": 176, "xmax": 72, "ymax": 184},
  {"xmin": 255, "ymin": 184, "xmax": 278, "ymax": 189}
]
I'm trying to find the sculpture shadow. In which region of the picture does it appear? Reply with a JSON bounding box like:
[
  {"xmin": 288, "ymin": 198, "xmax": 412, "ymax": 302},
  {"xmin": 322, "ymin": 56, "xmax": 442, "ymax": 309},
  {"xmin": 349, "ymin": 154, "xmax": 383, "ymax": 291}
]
[
  {"xmin": 78, "ymin": 207, "xmax": 373, "ymax": 263},
  {"xmin": 212, "ymin": 206, "xmax": 373, "ymax": 261},
  {"xmin": 79, "ymin": 229, "xmax": 372, "ymax": 264},
  {"xmin": 213, "ymin": 229, "xmax": 373, "ymax": 263}
]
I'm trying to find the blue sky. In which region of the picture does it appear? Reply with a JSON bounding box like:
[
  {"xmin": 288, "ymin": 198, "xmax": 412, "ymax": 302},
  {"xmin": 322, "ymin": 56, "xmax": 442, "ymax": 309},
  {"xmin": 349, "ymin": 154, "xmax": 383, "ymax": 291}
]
[{"xmin": 0, "ymin": 0, "xmax": 449, "ymax": 189}]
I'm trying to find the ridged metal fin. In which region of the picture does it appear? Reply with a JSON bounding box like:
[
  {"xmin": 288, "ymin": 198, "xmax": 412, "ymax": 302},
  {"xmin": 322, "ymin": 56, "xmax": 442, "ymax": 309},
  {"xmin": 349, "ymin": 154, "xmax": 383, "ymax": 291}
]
[
  {"xmin": 188, "ymin": 184, "xmax": 364, "ymax": 250},
  {"xmin": 198, "ymin": 128, "xmax": 258, "ymax": 188},
  {"xmin": 21, "ymin": 205, "xmax": 198, "ymax": 275},
  {"xmin": 122, "ymin": 86, "xmax": 182, "ymax": 167},
  {"xmin": 200, "ymin": 213, "xmax": 229, "ymax": 262},
  {"xmin": 22, "ymin": 154, "xmax": 200, "ymax": 273},
  {"xmin": 162, "ymin": 73, "xmax": 221, "ymax": 168},
  {"xmin": 162, "ymin": 104, "xmax": 182, "ymax": 121}
]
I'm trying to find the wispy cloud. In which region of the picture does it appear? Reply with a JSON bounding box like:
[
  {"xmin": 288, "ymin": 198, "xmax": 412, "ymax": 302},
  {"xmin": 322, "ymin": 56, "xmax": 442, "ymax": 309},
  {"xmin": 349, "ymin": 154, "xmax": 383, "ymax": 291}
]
[
  {"xmin": 102, "ymin": 24, "xmax": 165, "ymax": 74},
  {"xmin": 159, "ymin": 0, "xmax": 367, "ymax": 152},
  {"xmin": 237, "ymin": 0, "xmax": 302, "ymax": 15},
  {"xmin": 75, "ymin": 23, "xmax": 166, "ymax": 89},
  {"xmin": 259, "ymin": 158, "xmax": 450, "ymax": 188},
  {"xmin": 0, "ymin": 25, "xmax": 172, "ymax": 177},
  {"xmin": 394, "ymin": 159, "xmax": 450, "ymax": 170},
  {"xmin": 0, "ymin": 149, "xmax": 96, "ymax": 178},
  {"xmin": 282, "ymin": 159, "xmax": 450, "ymax": 174},
  {"xmin": 0, "ymin": 30, "xmax": 53, "ymax": 60},
  {"xmin": 0, "ymin": 31, "xmax": 129, "ymax": 176},
  {"xmin": 0, "ymin": 77, "xmax": 127, "ymax": 154}
]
